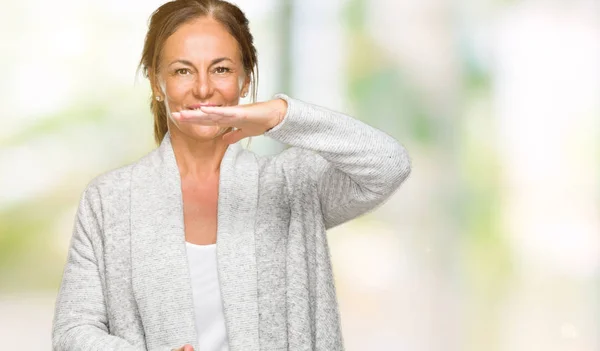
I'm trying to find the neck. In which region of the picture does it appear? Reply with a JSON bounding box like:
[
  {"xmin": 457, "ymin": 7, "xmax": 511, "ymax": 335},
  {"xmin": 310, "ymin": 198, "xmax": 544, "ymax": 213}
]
[{"xmin": 168, "ymin": 128, "xmax": 231, "ymax": 182}]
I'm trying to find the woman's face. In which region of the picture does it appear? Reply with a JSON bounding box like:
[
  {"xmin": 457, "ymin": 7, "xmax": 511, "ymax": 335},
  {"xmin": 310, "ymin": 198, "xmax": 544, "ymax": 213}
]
[{"xmin": 156, "ymin": 16, "xmax": 250, "ymax": 141}]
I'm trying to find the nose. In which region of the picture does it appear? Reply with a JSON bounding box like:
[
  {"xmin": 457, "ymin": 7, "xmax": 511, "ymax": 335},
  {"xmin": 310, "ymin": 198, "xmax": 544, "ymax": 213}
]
[{"xmin": 192, "ymin": 71, "xmax": 214, "ymax": 99}]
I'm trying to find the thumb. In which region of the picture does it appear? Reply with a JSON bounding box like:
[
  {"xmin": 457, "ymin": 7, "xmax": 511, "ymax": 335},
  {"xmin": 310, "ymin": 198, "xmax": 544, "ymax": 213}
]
[
  {"xmin": 222, "ymin": 129, "xmax": 247, "ymax": 145},
  {"xmin": 184, "ymin": 344, "xmax": 194, "ymax": 351}
]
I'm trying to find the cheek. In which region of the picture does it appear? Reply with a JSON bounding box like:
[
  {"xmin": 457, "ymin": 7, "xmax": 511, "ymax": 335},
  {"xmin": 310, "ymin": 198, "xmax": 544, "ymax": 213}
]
[
  {"xmin": 214, "ymin": 78, "xmax": 242, "ymax": 103},
  {"xmin": 165, "ymin": 79, "xmax": 192, "ymax": 101}
]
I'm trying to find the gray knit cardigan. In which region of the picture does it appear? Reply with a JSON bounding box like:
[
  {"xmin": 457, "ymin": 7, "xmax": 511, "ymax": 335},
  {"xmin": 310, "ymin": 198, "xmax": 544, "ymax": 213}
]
[{"xmin": 52, "ymin": 94, "xmax": 411, "ymax": 351}]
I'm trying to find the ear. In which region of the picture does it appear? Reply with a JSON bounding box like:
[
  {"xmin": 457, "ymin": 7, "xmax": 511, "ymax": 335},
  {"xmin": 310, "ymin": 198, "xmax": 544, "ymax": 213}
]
[
  {"xmin": 152, "ymin": 83, "xmax": 162, "ymax": 101},
  {"xmin": 241, "ymin": 74, "xmax": 251, "ymax": 96},
  {"xmin": 149, "ymin": 68, "xmax": 164, "ymax": 100}
]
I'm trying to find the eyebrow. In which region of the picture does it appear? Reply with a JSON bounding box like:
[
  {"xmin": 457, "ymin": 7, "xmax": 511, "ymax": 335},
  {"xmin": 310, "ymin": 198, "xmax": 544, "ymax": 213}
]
[{"xmin": 169, "ymin": 57, "xmax": 233, "ymax": 67}]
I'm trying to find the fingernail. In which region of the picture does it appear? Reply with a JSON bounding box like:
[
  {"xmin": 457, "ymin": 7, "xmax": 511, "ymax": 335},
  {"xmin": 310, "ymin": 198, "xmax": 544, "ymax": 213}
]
[{"xmin": 171, "ymin": 112, "xmax": 180, "ymax": 119}]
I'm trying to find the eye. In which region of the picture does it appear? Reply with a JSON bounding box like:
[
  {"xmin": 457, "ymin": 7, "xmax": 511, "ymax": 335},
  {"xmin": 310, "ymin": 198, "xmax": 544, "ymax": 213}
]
[
  {"xmin": 214, "ymin": 66, "xmax": 232, "ymax": 74},
  {"xmin": 175, "ymin": 68, "xmax": 191, "ymax": 75}
]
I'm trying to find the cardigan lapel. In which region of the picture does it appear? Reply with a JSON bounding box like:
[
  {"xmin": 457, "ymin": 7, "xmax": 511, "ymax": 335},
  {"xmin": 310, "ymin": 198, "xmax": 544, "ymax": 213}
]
[
  {"xmin": 130, "ymin": 131, "xmax": 197, "ymax": 349},
  {"xmin": 215, "ymin": 136, "xmax": 260, "ymax": 351},
  {"xmin": 130, "ymin": 131, "xmax": 260, "ymax": 351}
]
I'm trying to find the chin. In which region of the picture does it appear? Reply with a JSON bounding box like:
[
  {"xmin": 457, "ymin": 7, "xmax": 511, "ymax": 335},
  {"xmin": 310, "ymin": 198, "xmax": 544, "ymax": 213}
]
[
  {"xmin": 182, "ymin": 124, "xmax": 228, "ymax": 142},
  {"xmin": 168, "ymin": 118, "xmax": 231, "ymax": 143}
]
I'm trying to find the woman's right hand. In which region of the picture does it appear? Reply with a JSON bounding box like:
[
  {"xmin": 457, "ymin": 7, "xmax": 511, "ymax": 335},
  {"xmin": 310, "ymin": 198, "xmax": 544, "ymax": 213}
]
[{"xmin": 171, "ymin": 344, "xmax": 195, "ymax": 351}]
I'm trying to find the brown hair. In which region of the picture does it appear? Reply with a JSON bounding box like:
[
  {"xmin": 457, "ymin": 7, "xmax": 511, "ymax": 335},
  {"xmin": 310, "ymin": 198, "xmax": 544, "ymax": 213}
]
[{"xmin": 137, "ymin": 0, "xmax": 259, "ymax": 146}]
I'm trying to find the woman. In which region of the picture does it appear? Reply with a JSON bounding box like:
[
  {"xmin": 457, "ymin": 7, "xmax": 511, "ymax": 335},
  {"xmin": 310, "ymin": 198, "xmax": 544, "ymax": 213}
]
[{"xmin": 52, "ymin": 0, "xmax": 411, "ymax": 350}]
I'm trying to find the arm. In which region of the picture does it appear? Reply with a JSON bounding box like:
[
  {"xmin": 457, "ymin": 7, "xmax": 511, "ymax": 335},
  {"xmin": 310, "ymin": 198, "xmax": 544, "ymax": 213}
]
[
  {"xmin": 52, "ymin": 185, "xmax": 140, "ymax": 351},
  {"xmin": 264, "ymin": 94, "xmax": 411, "ymax": 229}
]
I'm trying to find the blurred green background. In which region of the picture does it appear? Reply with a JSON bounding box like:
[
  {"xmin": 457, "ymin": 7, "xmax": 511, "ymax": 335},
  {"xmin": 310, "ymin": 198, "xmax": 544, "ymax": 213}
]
[{"xmin": 1, "ymin": 0, "xmax": 598, "ymax": 350}]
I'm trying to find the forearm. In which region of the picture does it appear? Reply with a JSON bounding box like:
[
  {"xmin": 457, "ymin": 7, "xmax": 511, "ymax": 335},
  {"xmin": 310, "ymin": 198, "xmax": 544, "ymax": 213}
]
[
  {"xmin": 265, "ymin": 94, "xmax": 411, "ymax": 193},
  {"xmin": 265, "ymin": 94, "xmax": 411, "ymax": 229}
]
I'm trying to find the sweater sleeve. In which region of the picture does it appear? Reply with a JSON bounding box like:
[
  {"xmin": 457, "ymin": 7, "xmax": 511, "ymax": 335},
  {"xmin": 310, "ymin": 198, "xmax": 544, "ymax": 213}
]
[
  {"xmin": 52, "ymin": 185, "xmax": 140, "ymax": 351},
  {"xmin": 264, "ymin": 94, "xmax": 411, "ymax": 229}
]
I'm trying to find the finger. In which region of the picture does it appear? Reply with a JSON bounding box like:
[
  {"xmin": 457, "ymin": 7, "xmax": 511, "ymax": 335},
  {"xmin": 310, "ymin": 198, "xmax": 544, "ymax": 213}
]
[
  {"xmin": 200, "ymin": 105, "xmax": 241, "ymax": 118},
  {"xmin": 172, "ymin": 110, "xmax": 212, "ymax": 119},
  {"xmin": 174, "ymin": 111, "xmax": 239, "ymax": 125},
  {"xmin": 172, "ymin": 112, "xmax": 218, "ymax": 126},
  {"xmin": 175, "ymin": 117, "xmax": 219, "ymax": 126},
  {"xmin": 222, "ymin": 129, "xmax": 247, "ymax": 145},
  {"xmin": 172, "ymin": 110, "xmax": 226, "ymax": 121}
]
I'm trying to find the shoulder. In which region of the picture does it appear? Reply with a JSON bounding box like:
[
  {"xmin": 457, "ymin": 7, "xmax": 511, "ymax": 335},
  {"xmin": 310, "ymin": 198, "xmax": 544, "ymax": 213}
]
[
  {"xmin": 80, "ymin": 149, "xmax": 157, "ymax": 210},
  {"xmin": 86, "ymin": 163, "xmax": 135, "ymax": 195},
  {"xmin": 74, "ymin": 164, "xmax": 133, "ymax": 224}
]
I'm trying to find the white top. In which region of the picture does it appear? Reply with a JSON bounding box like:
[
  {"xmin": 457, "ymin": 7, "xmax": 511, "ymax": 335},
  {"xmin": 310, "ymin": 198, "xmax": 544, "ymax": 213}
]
[{"xmin": 185, "ymin": 242, "xmax": 230, "ymax": 351}]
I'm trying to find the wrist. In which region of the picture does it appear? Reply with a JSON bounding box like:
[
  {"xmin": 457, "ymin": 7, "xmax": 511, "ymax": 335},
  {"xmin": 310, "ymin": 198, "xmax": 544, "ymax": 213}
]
[{"xmin": 267, "ymin": 98, "xmax": 287, "ymax": 131}]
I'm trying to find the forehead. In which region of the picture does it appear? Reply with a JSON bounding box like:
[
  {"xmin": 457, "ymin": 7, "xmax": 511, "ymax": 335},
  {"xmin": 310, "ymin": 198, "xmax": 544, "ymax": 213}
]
[{"xmin": 162, "ymin": 16, "xmax": 241, "ymax": 63}]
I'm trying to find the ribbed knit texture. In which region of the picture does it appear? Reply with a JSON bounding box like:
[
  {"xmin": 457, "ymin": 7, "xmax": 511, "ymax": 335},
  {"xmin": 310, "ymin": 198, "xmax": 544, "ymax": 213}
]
[{"xmin": 52, "ymin": 94, "xmax": 411, "ymax": 350}]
